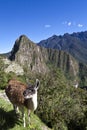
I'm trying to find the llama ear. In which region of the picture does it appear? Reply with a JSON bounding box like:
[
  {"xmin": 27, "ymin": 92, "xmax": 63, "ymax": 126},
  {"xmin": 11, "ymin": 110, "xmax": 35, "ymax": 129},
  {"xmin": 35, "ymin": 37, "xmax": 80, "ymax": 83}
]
[{"xmin": 35, "ymin": 79, "xmax": 40, "ymax": 90}]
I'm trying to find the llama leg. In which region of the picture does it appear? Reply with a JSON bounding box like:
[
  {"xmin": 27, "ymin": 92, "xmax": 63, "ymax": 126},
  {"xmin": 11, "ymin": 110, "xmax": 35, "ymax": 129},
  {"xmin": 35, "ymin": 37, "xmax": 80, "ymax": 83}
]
[
  {"xmin": 28, "ymin": 110, "xmax": 31, "ymax": 125},
  {"xmin": 23, "ymin": 113, "xmax": 26, "ymax": 127},
  {"xmin": 19, "ymin": 106, "xmax": 26, "ymax": 127},
  {"xmin": 13, "ymin": 105, "xmax": 17, "ymax": 112},
  {"xmin": 13, "ymin": 105, "xmax": 19, "ymax": 113},
  {"xmin": 16, "ymin": 106, "xmax": 19, "ymax": 113},
  {"xmin": 22, "ymin": 107, "xmax": 26, "ymax": 127}
]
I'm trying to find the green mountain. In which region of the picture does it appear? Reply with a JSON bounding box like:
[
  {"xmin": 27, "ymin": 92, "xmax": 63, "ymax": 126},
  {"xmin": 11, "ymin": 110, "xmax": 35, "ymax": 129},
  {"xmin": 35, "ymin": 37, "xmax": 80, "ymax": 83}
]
[
  {"xmin": 38, "ymin": 31, "xmax": 87, "ymax": 64},
  {"xmin": 0, "ymin": 35, "xmax": 87, "ymax": 130}
]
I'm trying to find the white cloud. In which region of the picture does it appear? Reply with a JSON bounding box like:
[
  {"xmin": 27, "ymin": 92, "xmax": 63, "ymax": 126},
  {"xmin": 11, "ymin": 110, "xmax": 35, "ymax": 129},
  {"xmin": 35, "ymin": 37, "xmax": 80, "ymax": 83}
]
[
  {"xmin": 62, "ymin": 21, "xmax": 84, "ymax": 28},
  {"xmin": 77, "ymin": 24, "xmax": 83, "ymax": 27},
  {"xmin": 44, "ymin": 24, "xmax": 51, "ymax": 28},
  {"xmin": 67, "ymin": 22, "xmax": 71, "ymax": 26},
  {"xmin": 62, "ymin": 21, "xmax": 72, "ymax": 26}
]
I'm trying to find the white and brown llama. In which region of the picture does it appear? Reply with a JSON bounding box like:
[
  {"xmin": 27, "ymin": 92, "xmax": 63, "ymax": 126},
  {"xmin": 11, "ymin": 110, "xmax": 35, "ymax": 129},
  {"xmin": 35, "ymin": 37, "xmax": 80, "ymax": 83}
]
[{"xmin": 5, "ymin": 78, "xmax": 40, "ymax": 127}]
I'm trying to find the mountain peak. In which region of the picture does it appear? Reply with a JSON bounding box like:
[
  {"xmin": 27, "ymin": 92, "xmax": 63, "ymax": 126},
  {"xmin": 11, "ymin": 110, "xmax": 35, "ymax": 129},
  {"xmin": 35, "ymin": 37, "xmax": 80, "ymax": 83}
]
[
  {"xmin": 9, "ymin": 35, "xmax": 35, "ymax": 61},
  {"xmin": 16, "ymin": 35, "xmax": 33, "ymax": 44}
]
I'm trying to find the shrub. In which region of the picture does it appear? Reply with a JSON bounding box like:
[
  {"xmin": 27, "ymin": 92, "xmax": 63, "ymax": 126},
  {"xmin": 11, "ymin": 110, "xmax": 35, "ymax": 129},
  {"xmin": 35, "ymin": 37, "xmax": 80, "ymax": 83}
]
[{"xmin": 36, "ymin": 68, "xmax": 87, "ymax": 130}]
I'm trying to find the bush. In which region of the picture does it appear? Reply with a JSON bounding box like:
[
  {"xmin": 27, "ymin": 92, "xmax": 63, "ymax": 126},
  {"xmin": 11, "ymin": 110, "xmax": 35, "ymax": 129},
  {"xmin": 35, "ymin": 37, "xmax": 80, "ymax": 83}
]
[{"xmin": 36, "ymin": 69, "xmax": 87, "ymax": 130}]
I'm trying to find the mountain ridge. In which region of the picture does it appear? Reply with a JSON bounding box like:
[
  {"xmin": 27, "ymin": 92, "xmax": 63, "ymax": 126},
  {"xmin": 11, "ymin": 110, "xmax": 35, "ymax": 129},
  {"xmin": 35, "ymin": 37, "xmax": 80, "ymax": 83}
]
[{"xmin": 38, "ymin": 31, "xmax": 87, "ymax": 64}]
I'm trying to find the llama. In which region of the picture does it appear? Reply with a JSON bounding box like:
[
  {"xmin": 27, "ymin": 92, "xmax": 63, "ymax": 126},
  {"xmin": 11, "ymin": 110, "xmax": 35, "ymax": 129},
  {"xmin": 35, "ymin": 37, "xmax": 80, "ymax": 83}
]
[{"xmin": 5, "ymin": 79, "xmax": 40, "ymax": 127}]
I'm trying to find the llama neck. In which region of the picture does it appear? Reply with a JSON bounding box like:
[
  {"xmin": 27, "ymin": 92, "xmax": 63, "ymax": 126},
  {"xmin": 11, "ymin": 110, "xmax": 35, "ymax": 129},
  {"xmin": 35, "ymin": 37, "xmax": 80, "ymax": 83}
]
[
  {"xmin": 32, "ymin": 92, "xmax": 37, "ymax": 111},
  {"xmin": 24, "ymin": 92, "xmax": 38, "ymax": 111}
]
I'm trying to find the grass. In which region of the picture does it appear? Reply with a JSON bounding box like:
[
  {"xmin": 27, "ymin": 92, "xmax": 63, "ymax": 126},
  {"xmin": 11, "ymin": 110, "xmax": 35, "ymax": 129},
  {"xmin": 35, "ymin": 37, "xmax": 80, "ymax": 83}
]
[{"xmin": 0, "ymin": 90, "xmax": 51, "ymax": 130}]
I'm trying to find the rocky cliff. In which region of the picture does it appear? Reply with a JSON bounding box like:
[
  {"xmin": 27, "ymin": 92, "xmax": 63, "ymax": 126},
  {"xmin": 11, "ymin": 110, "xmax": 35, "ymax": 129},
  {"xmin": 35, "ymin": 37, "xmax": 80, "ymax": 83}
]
[
  {"xmin": 8, "ymin": 35, "xmax": 79, "ymax": 80},
  {"xmin": 9, "ymin": 35, "xmax": 48, "ymax": 74}
]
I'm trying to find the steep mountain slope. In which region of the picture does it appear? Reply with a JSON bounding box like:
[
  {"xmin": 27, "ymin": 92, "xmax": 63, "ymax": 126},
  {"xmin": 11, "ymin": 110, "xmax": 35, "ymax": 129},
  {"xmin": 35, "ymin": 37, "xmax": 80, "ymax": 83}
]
[
  {"xmin": 38, "ymin": 31, "xmax": 87, "ymax": 64},
  {"xmin": 8, "ymin": 35, "xmax": 79, "ymax": 82}
]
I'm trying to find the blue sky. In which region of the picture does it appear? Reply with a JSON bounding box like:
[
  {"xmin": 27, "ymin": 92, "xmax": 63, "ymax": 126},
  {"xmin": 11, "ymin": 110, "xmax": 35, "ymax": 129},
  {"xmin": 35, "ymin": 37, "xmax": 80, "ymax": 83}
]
[{"xmin": 0, "ymin": 0, "xmax": 87, "ymax": 53}]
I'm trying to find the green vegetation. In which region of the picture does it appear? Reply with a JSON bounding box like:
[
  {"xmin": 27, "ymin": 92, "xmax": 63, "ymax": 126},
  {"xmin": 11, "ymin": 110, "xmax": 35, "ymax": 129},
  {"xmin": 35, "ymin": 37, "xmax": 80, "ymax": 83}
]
[
  {"xmin": 79, "ymin": 63, "xmax": 87, "ymax": 86},
  {"xmin": 35, "ymin": 68, "xmax": 87, "ymax": 130}
]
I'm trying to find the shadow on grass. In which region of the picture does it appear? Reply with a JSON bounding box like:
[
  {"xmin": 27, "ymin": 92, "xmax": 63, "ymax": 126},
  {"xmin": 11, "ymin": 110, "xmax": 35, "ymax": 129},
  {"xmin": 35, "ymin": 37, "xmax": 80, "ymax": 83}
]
[{"xmin": 0, "ymin": 107, "xmax": 22, "ymax": 130}]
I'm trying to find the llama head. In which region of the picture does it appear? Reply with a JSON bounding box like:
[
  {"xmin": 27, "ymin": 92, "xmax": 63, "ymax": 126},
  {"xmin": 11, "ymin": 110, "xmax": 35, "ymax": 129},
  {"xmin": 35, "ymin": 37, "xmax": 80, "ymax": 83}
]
[{"xmin": 23, "ymin": 79, "xmax": 40, "ymax": 99}]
